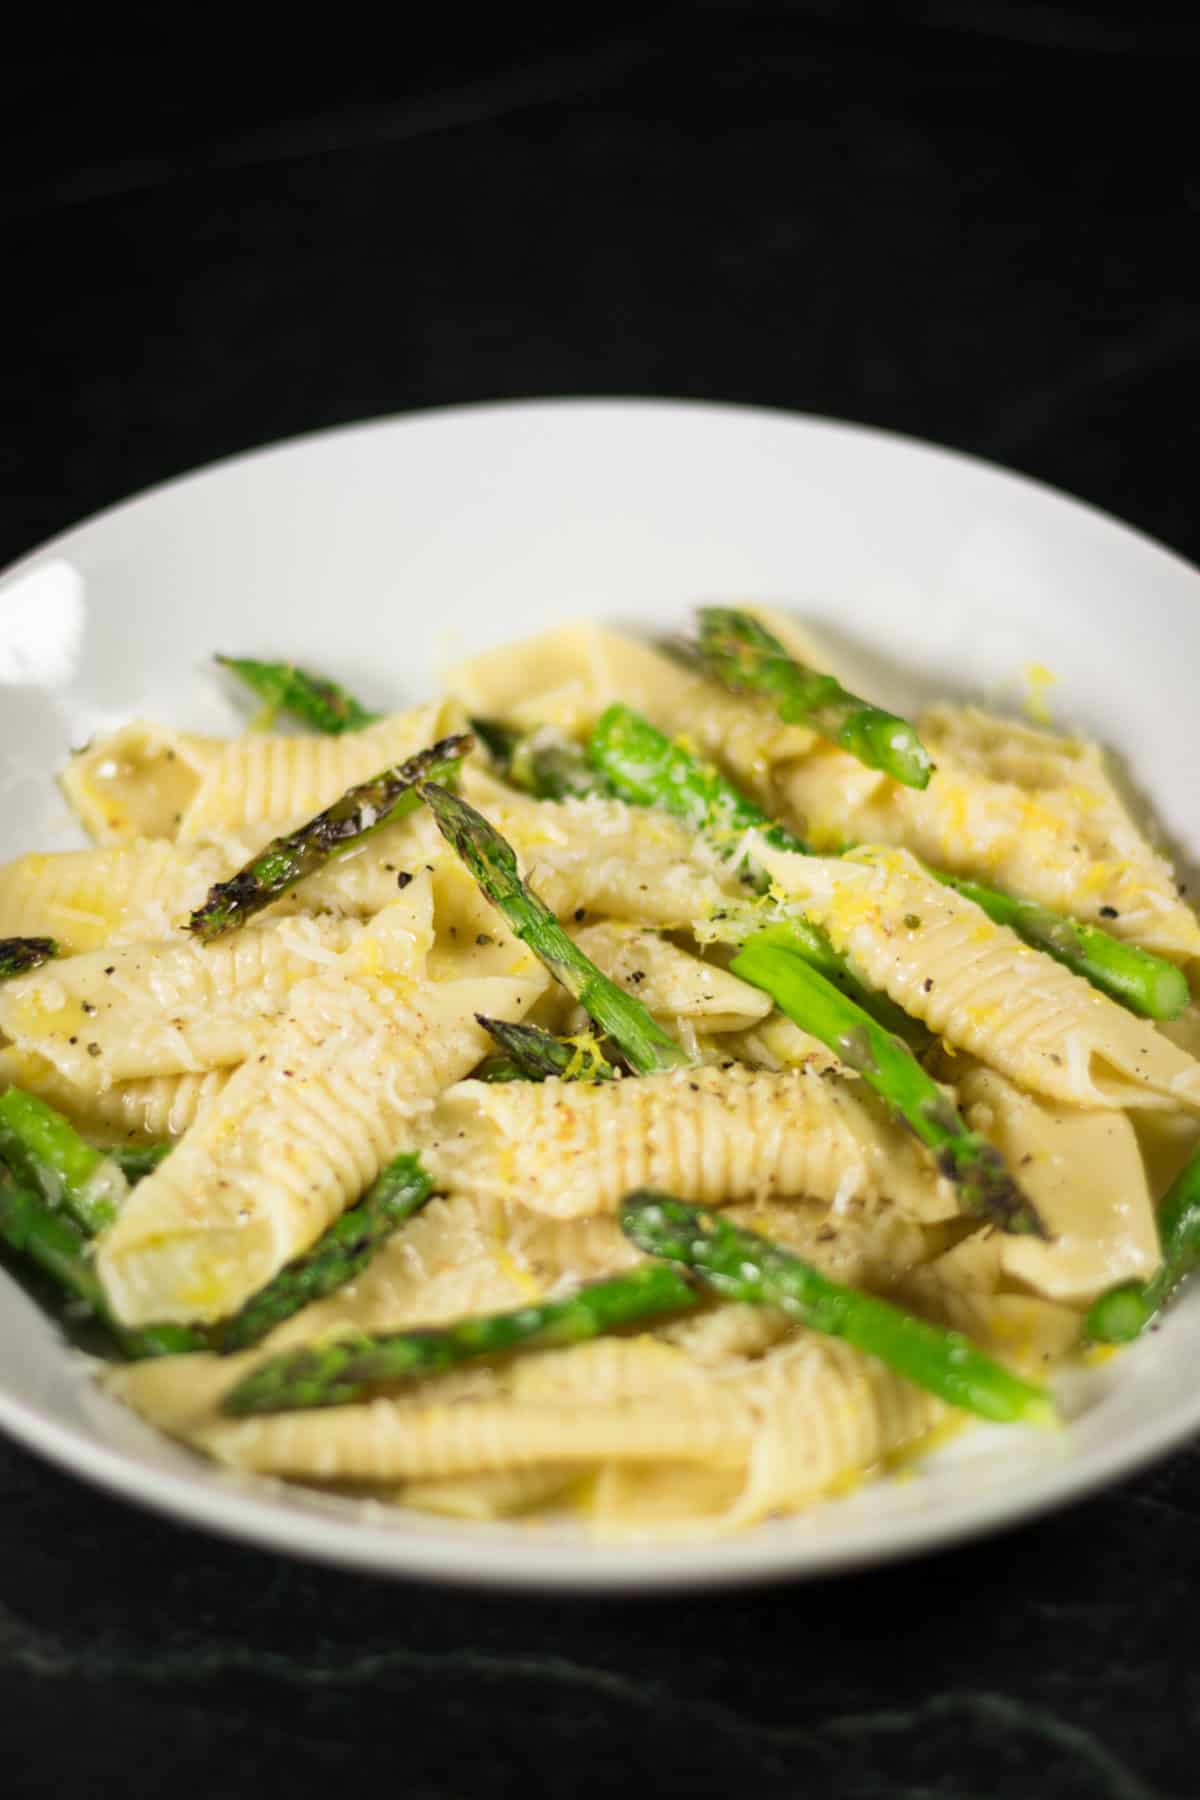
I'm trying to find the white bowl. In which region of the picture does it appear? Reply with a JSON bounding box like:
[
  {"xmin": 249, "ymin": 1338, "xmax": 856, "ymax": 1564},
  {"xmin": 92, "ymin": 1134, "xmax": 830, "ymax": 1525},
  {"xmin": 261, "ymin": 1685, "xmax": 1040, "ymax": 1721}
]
[{"xmin": 1, "ymin": 399, "xmax": 1196, "ymax": 1591}]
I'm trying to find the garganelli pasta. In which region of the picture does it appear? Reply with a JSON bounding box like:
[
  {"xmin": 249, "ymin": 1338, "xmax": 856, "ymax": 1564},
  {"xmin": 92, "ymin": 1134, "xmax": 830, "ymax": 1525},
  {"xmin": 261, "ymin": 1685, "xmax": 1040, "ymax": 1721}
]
[{"xmin": 3, "ymin": 606, "xmax": 1199, "ymax": 1542}]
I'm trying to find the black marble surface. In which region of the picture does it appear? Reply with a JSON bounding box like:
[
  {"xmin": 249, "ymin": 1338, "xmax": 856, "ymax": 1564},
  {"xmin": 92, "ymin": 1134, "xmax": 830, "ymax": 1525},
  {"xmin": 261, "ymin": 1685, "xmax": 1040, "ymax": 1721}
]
[{"xmin": 4, "ymin": 7, "xmax": 1200, "ymax": 1795}]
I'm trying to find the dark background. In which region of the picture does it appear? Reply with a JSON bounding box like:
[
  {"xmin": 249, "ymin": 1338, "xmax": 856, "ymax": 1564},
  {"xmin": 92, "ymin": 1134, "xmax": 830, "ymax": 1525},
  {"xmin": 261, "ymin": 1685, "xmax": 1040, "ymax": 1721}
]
[{"xmin": 3, "ymin": 4, "xmax": 1198, "ymax": 1795}]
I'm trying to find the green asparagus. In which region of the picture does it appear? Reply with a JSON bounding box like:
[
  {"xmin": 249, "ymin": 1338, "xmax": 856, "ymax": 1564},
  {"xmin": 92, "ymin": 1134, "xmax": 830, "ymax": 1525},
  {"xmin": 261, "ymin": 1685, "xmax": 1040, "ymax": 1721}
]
[
  {"xmin": 216, "ymin": 656, "xmax": 379, "ymax": 734},
  {"xmin": 0, "ymin": 1105, "xmax": 436, "ymax": 1358},
  {"xmin": 223, "ymin": 1262, "xmax": 698, "ymax": 1413},
  {"xmin": 0, "ymin": 938, "xmax": 58, "ymax": 980},
  {"xmin": 588, "ymin": 702, "xmax": 807, "ymax": 857},
  {"xmin": 1086, "ymin": 1146, "xmax": 1200, "ymax": 1343},
  {"xmin": 0, "ymin": 1159, "xmax": 204, "ymax": 1359},
  {"xmin": 696, "ymin": 607, "xmax": 932, "ymax": 788},
  {"xmin": 188, "ymin": 733, "xmax": 471, "ymax": 941},
  {"xmin": 0, "ymin": 1087, "xmax": 128, "ymax": 1234},
  {"xmin": 474, "ymin": 1016, "xmax": 617, "ymax": 1084},
  {"xmin": 587, "ymin": 704, "xmax": 925, "ymax": 1046},
  {"xmin": 933, "ymin": 874, "xmax": 1188, "ymax": 1021},
  {"xmin": 621, "ymin": 1192, "xmax": 1055, "ymax": 1426},
  {"xmin": 730, "ymin": 932, "xmax": 1046, "ymax": 1237},
  {"xmin": 109, "ymin": 1142, "xmax": 171, "ymax": 1183},
  {"xmin": 218, "ymin": 1152, "xmax": 434, "ymax": 1352},
  {"xmin": 471, "ymin": 717, "xmax": 598, "ymax": 800},
  {"xmin": 417, "ymin": 782, "xmax": 690, "ymax": 1074},
  {"xmin": 590, "ymin": 700, "xmax": 1182, "ymax": 1022},
  {"xmin": 470, "ymin": 716, "xmax": 523, "ymax": 768}
]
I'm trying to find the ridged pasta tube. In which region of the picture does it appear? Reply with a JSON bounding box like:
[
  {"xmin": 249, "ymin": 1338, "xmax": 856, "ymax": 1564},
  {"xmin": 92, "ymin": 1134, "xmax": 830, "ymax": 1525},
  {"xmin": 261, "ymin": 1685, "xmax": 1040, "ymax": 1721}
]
[
  {"xmin": 446, "ymin": 621, "xmax": 819, "ymax": 798},
  {"xmin": 572, "ymin": 921, "xmax": 772, "ymax": 1033},
  {"xmin": 0, "ymin": 840, "xmax": 230, "ymax": 951},
  {"xmin": 0, "ymin": 915, "xmax": 365, "ymax": 1086},
  {"xmin": 95, "ymin": 897, "xmax": 547, "ymax": 1326},
  {"xmin": 460, "ymin": 768, "xmax": 742, "ymax": 928},
  {"xmin": 0, "ymin": 826, "xmax": 423, "ymax": 954},
  {"xmin": 757, "ymin": 843, "xmax": 1200, "ymax": 1111},
  {"xmin": 176, "ymin": 701, "xmax": 458, "ymax": 841},
  {"xmin": 587, "ymin": 1338, "xmax": 949, "ymax": 1541},
  {"xmin": 681, "ymin": 1337, "xmax": 947, "ymax": 1537},
  {"xmin": 422, "ymin": 1062, "xmax": 956, "ymax": 1222},
  {"xmin": 196, "ymin": 1389, "xmax": 757, "ymax": 1482},
  {"xmin": 774, "ymin": 705, "xmax": 1200, "ymax": 965},
  {"xmin": 60, "ymin": 722, "xmax": 218, "ymax": 843},
  {"xmin": 399, "ymin": 1466, "xmax": 577, "ymax": 1519},
  {"xmin": 957, "ymin": 1064, "xmax": 1160, "ymax": 1301},
  {"xmin": 0, "ymin": 1047, "xmax": 232, "ymax": 1143}
]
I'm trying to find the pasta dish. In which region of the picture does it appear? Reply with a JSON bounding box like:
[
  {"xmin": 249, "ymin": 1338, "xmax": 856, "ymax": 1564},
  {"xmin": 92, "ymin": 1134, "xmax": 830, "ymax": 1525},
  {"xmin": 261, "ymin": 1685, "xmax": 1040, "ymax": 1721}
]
[{"xmin": 1, "ymin": 606, "xmax": 1197, "ymax": 1540}]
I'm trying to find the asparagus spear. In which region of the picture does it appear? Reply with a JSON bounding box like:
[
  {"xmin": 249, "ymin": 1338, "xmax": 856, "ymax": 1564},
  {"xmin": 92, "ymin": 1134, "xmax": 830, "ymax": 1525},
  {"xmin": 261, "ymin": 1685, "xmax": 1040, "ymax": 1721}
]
[
  {"xmin": 481, "ymin": 707, "xmax": 876, "ymax": 1031},
  {"xmin": 696, "ymin": 607, "xmax": 932, "ymax": 789},
  {"xmin": 223, "ymin": 1262, "xmax": 698, "ymax": 1414},
  {"xmin": 188, "ymin": 733, "xmax": 471, "ymax": 941},
  {"xmin": 0, "ymin": 1160, "xmax": 204, "ymax": 1359},
  {"xmin": 0, "ymin": 1161, "xmax": 109, "ymax": 1311},
  {"xmin": 588, "ymin": 702, "xmax": 807, "ymax": 857},
  {"xmin": 932, "ymin": 874, "xmax": 1188, "ymax": 1021},
  {"xmin": 591, "ymin": 700, "xmax": 1182, "ymax": 1022},
  {"xmin": 0, "ymin": 937, "xmax": 58, "ymax": 980},
  {"xmin": 474, "ymin": 1016, "xmax": 617, "ymax": 1084},
  {"xmin": 0, "ymin": 1087, "xmax": 128, "ymax": 1234},
  {"xmin": 218, "ymin": 1152, "xmax": 434, "ymax": 1352},
  {"xmin": 216, "ymin": 656, "xmax": 379, "ymax": 734},
  {"xmin": 587, "ymin": 704, "xmax": 924, "ymax": 1046},
  {"xmin": 730, "ymin": 932, "xmax": 1046, "ymax": 1236},
  {"xmin": 622, "ymin": 1193, "xmax": 1055, "ymax": 1425},
  {"xmin": 470, "ymin": 716, "xmax": 522, "ymax": 769},
  {"xmin": 471, "ymin": 717, "xmax": 598, "ymax": 800},
  {"xmin": 1086, "ymin": 1146, "xmax": 1200, "ymax": 1343},
  {"xmin": 417, "ymin": 782, "xmax": 690, "ymax": 1075},
  {"xmin": 0, "ymin": 1101, "xmax": 435, "ymax": 1356},
  {"xmin": 109, "ymin": 1142, "xmax": 171, "ymax": 1183}
]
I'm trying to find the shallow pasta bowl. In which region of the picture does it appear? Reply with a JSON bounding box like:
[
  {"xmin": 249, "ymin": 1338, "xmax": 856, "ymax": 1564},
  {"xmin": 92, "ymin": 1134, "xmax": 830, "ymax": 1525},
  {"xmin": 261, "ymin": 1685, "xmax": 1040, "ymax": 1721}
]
[{"xmin": 0, "ymin": 398, "xmax": 1197, "ymax": 1591}]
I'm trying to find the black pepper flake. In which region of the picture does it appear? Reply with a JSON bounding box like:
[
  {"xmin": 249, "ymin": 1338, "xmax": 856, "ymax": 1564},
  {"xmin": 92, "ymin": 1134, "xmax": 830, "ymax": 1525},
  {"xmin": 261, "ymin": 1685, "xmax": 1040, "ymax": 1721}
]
[
  {"xmin": 81, "ymin": 1001, "xmax": 96, "ymax": 1014},
  {"xmin": 283, "ymin": 1069, "xmax": 294, "ymax": 1078},
  {"xmin": 1020, "ymin": 1153, "xmax": 1033, "ymax": 1166},
  {"xmin": 1099, "ymin": 905, "xmax": 1119, "ymax": 919},
  {"xmin": 573, "ymin": 908, "xmax": 586, "ymax": 923},
  {"xmin": 629, "ymin": 970, "xmax": 646, "ymax": 984},
  {"xmin": 396, "ymin": 871, "xmax": 413, "ymax": 889},
  {"xmin": 688, "ymin": 1083, "xmax": 700, "ymax": 1092},
  {"xmin": 923, "ymin": 978, "xmax": 934, "ymax": 992},
  {"xmin": 476, "ymin": 933, "xmax": 493, "ymax": 947},
  {"xmin": 68, "ymin": 1036, "xmax": 78, "ymax": 1045},
  {"xmin": 86, "ymin": 1042, "xmax": 101, "ymax": 1057},
  {"xmin": 1049, "ymin": 1053, "xmax": 1063, "ymax": 1066},
  {"xmin": 104, "ymin": 966, "xmax": 115, "ymax": 976}
]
